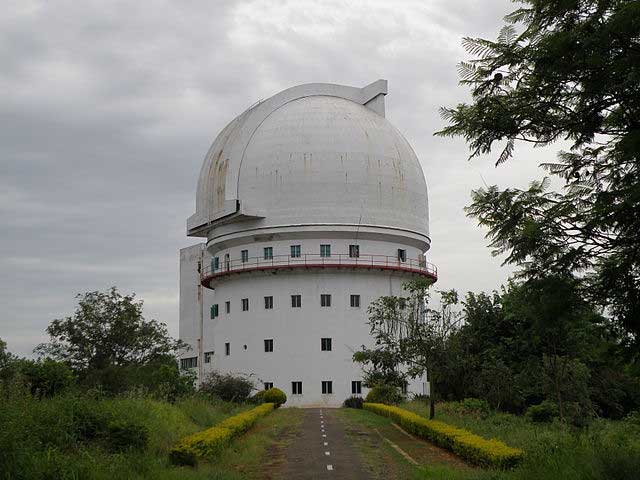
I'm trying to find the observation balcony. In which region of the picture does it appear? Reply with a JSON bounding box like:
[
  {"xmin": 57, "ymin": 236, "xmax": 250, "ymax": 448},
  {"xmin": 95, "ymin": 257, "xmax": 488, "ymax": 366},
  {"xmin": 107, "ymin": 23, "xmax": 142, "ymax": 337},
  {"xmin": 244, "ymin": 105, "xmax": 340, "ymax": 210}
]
[{"xmin": 201, "ymin": 253, "xmax": 437, "ymax": 289}]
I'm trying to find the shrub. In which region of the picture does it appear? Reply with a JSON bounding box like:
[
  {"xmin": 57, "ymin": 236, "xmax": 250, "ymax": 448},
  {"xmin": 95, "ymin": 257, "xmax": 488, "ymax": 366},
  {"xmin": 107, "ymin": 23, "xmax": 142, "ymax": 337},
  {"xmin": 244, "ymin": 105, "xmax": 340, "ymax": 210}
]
[
  {"xmin": 200, "ymin": 371, "xmax": 254, "ymax": 402},
  {"xmin": 461, "ymin": 398, "xmax": 491, "ymax": 417},
  {"xmin": 19, "ymin": 359, "xmax": 75, "ymax": 398},
  {"xmin": 72, "ymin": 403, "xmax": 110, "ymax": 441},
  {"xmin": 365, "ymin": 384, "xmax": 403, "ymax": 405},
  {"xmin": 250, "ymin": 390, "xmax": 266, "ymax": 403},
  {"xmin": 169, "ymin": 402, "xmax": 275, "ymax": 466},
  {"xmin": 525, "ymin": 401, "xmax": 559, "ymax": 423},
  {"xmin": 364, "ymin": 402, "xmax": 523, "ymax": 469},
  {"xmin": 261, "ymin": 387, "xmax": 287, "ymax": 407},
  {"xmin": 343, "ymin": 396, "xmax": 364, "ymax": 409},
  {"xmin": 104, "ymin": 420, "xmax": 149, "ymax": 451}
]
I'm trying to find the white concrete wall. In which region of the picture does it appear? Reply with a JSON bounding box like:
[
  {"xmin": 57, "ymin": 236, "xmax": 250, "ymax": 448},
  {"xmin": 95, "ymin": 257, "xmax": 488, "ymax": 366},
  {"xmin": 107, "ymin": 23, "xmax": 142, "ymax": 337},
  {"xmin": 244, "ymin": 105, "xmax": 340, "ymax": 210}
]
[
  {"xmin": 204, "ymin": 269, "xmax": 427, "ymax": 406},
  {"xmin": 180, "ymin": 235, "xmax": 429, "ymax": 406}
]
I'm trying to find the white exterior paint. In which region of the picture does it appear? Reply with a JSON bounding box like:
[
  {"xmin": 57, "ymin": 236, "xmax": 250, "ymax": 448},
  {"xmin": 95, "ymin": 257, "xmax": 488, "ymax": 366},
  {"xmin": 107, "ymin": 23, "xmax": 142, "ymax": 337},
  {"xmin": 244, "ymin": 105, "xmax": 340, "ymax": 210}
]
[{"xmin": 179, "ymin": 80, "xmax": 435, "ymax": 406}]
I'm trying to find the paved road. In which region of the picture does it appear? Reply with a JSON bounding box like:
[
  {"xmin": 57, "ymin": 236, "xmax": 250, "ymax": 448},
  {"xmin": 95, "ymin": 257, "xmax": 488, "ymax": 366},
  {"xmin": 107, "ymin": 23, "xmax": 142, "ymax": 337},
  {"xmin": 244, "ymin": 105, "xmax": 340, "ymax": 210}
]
[{"xmin": 280, "ymin": 408, "xmax": 369, "ymax": 479}]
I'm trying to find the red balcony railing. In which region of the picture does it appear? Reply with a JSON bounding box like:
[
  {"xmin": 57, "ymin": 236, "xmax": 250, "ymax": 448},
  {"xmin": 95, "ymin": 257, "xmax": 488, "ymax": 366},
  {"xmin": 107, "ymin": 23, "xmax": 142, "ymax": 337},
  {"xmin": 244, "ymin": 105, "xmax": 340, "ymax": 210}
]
[{"xmin": 201, "ymin": 253, "xmax": 437, "ymax": 288}]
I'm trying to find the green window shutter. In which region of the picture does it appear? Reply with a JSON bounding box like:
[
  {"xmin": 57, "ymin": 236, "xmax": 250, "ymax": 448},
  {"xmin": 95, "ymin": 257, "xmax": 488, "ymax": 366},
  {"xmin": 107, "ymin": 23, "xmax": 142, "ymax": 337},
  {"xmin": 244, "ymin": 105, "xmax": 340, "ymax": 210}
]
[{"xmin": 210, "ymin": 305, "xmax": 215, "ymax": 319}]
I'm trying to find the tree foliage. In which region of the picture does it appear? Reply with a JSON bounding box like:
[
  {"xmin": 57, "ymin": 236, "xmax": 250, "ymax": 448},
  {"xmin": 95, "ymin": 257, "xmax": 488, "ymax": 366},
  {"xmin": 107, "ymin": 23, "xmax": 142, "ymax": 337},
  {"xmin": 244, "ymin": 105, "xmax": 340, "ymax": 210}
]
[
  {"xmin": 35, "ymin": 287, "xmax": 187, "ymax": 373},
  {"xmin": 437, "ymin": 0, "xmax": 640, "ymax": 352},
  {"xmin": 354, "ymin": 279, "xmax": 462, "ymax": 417}
]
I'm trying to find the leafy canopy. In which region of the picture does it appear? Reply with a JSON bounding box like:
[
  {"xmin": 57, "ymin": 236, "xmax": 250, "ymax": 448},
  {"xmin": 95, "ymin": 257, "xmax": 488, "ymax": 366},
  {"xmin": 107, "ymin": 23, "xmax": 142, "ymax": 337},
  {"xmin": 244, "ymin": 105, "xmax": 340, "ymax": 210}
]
[
  {"xmin": 35, "ymin": 287, "xmax": 187, "ymax": 372},
  {"xmin": 437, "ymin": 0, "xmax": 640, "ymax": 349}
]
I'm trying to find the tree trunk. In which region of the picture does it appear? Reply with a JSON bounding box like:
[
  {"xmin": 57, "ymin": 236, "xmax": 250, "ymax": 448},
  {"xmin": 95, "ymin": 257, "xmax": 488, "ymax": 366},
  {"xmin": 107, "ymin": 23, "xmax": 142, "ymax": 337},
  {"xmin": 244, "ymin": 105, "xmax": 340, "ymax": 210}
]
[{"xmin": 429, "ymin": 386, "xmax": 435, "ymax": 419}]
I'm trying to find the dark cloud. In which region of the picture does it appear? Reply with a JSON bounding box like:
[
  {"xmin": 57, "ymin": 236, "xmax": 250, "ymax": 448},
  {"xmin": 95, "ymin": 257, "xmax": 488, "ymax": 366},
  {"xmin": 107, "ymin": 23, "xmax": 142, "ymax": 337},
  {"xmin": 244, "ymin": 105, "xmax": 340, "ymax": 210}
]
[{"xmin": 1, "ymin": 0, "xmax": 555, "ymax": 356}]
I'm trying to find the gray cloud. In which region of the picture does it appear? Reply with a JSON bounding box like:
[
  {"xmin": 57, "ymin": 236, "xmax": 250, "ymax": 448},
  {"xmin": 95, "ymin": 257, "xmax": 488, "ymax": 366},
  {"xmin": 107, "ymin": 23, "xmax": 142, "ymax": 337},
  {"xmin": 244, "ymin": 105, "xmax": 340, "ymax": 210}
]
[{"xmin": 1, "ymin": 0, "xmax": 556, "ymax": 356}]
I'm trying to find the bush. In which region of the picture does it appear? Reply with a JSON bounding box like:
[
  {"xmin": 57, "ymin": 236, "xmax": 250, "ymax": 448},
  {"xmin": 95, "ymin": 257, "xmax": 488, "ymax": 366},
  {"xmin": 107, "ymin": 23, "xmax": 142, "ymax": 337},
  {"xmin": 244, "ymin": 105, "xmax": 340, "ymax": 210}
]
[
  {"xmin": 343, "ymin": 396, "xmax": 364, "ymax": 409},
  {"xmin": 461, "ymin": 398, "xmax": 491, "ymax": 417},
  {"xmin": 261, "ymin": 387, "xmax": 287, "ymax": 407},
  {"xmin": 365, "ymin": 384, "xmax": 403, "ymax": 405},
  {"xmin": 526, "ymin": 400, "xmax": 559, "ymax": 423},
  {"xmin": 250, "ymin": 390, "xmax": 266, "ymax": 404},
  {"xmin": 19, "ymin": 359, "xmax": 75, "ymax": 398},
  {"xmin": 104, "ymin": 420, "xmax": 149, "ymax": 451},
  {"xmin": 169, "ymin": 402, "xmax": 275, "ymax": 465},
  {"xmin": 364, "ymin": 402, "xmax": 523, "ymax": 469},
  {"xmin": 200, "ymin": 371, "xmax": 254, "ymax": 403}
]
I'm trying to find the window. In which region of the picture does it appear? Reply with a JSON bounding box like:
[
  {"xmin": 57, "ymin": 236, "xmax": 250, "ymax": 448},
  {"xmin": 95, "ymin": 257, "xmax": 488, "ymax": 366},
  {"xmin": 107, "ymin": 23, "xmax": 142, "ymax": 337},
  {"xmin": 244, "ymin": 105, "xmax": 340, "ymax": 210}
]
[
  {"xmin": 264, "ymin": 247, "xmax": 273, "ymax": 260},
  {"xmin": 264, "ymin": 296, "xmax": 273, "ymax": 309},
  {"xmin": 224, "ymin": 253, "xmax": 230, "ymax": 270},
  {"xmin": 349, "ymin": 244, "xmax": 360, "ymax": 258},
  {"xmin": 397, "ymin": 249, "xmax": 406, "ymax": 262},
  {"xmin": 213, "ymin": 257, "xmax": 219, "ymax": 271},
  {"xmin": 210, "ymin": 304, "xmax": 219, "ymax": 319},
  {"xmin": 264, "ymin": 339, "xmax": 273, "ymax": 352},
  {"xmin": 352, "ymin": 381, "xmax": 362, "ymax": 395},
  {"xmin": 291, "ymin": 295, "xmax": 301, "ymax": 308},
  {"xmin": 180, "ymin": 357, "xmax": 197, "ymax": 369},
  {"xmin": 204, "ymin": 351, "xmax": 214, "ymax": 364},
  {"xmin": 322, "ymin": 381, "xmax": 333, "ymax": 394},
  {"xmin": 242, "ymin": 298, "xmax": 249, "ymax": 311},
  {"xmin": 290, "ymin": 244, "xmax": 301, "ymax": 258},
  {"xmin": 321, "ymin": 294, "xmax": 332, "ymax": 307},
  {"xmin": 401, "ymin": 381, "xmax": 408, "ymax": 395},
  {"xmin": 320, "ymin": 244, "xmax": 331, "ymax": 257},
  {"xmin": 264, "ymin": 382, "xmax": 273, "ymax": 390},
  {"xmin": 241, "ymin": 249, "xmax": 249, "ymax": 263},
  {"xmin": 291, "ymin": 381, "xmax": 303, "ymax": 395},
  {"xmin": 321, "ymin": 338, "xmax": 332, "ymax": 351},
  {"xmin": 225, "ymin": 301, "xmax": 230, "ymax": 314},
  {"xmin": 225, "ymin": 342, "xmax": 230, "ymax": 356},
  {"xmin": 350, "ymin": 294, "xmax": 361, "ymax": 308}
]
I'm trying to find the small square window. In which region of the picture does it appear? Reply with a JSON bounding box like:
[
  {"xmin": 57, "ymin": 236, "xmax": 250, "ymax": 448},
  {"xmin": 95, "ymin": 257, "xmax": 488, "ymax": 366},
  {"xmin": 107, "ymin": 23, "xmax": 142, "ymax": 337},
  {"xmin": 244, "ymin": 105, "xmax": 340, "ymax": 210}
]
[
  {"xmin": 321, "ymin": 294, "xmax": 332, "ymax": 307},
  {"xmin": 225, "ymin": 342, "xmax": 230, "ymax": 356},
  {"xmin": 291, "ymin": 295, "xmax": 301, "ymax": 308},
  {"xmin": 292, "ymin": 381, "xmax": 303, "ymax": 395},
  {"xmin": 213, "ymin": 257, "xmax": 219, "ymax": 271},
  {"xmin": 225, "ymin": 301, "xmax": 230, "ymax": 314},
  {"xmin": 291, "ymin": 245, "xmax": 301, "ymax": 258},
  {"xmin": 321, "ymin": 338, "xmax": 332, "ymax": 351},
  {"xmin": 321, "ymin": 381, "xmax": 333, "ymax": 394},
  {"xmin": 241, "ymin": 250, "xmax": 249, "ymax": 263},
  {"xmin": 264, "ymin": 247, "xmax": 273, "ymax": 260},
  {"xmin": 320, "ymin": 244, "xmax": 331, "ymax": 257},
  {"xmin": 350, "ymin": 295, "xmax": 361, "ymax": 308},
  {"xmin": 204, "ymin": 351, "xmax": 214, "ymax": 364},
  {"xmin": 242, "ymin": 298, "xmax": 249, "ymax": 311},
  {"xmin": 397, "ymin": 249, "xmax": 406, "ymax": 262},
  {"xmin": 349, "ymin": 244, "xmax": 360, "ymax": 258},
  {"xmin": 264, "ymin": 339, "xmax": 273, "ymax": 352},
  {"xmin": 264, "ymin": 382, "xmax": 273, "ymax": 390},
  {"xmin": 264, "ymin": 296, "xmax": 273, "ymax": 309},
  {"xmin": 351, "ymin": 380, "xmax": 362, "ymax": 395}
]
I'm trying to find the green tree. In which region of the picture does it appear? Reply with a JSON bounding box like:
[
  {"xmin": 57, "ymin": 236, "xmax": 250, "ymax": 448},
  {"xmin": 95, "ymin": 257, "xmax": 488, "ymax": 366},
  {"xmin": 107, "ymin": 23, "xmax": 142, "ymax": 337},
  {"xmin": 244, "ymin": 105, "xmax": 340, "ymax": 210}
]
[
  {"xmin": 437, "ymin": 0, "xmax": 640, "ymax": 352},
  {"xmin": 354, "ymin": 280, "xmax": 461, "ymax": 418},
  {"xmin": 35, "ymin": 287, "xmax": 188, "ymax": 374}
]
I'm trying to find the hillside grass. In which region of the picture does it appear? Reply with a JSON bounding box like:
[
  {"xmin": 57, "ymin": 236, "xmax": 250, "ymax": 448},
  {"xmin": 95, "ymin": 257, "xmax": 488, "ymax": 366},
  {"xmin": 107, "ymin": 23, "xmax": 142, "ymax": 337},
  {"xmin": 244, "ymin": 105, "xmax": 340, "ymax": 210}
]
[
  {"xmin": 0, "ymin": 386, "xmax": 278, "ymax": 480},
  {"xmin": 400, "ymin": 400, "xmax": 640, "ymax": 480}
]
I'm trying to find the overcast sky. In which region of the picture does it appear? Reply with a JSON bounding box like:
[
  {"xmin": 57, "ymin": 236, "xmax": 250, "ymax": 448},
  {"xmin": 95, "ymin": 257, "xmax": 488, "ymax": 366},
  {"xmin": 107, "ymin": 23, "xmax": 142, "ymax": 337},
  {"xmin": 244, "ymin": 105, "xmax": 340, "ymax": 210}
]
[{"xmin": 1, "ymin": 0, "xmax": 561, "ymax": 357}]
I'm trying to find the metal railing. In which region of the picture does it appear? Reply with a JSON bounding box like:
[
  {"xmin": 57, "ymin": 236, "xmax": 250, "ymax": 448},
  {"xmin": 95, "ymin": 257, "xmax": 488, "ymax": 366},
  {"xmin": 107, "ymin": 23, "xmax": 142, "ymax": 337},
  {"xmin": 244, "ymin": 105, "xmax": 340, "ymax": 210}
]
[{"xmin": 201, "ymin": 253, "xmax": 437, "ymax": 282}]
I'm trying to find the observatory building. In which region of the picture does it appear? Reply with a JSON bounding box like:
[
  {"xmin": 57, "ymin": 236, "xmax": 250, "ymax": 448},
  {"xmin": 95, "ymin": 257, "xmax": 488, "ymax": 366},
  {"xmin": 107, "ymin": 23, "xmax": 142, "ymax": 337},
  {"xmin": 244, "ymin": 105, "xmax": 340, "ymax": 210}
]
[{"xmin": 179, "ymin": 80, "xmax": 437, "ymax": 406}]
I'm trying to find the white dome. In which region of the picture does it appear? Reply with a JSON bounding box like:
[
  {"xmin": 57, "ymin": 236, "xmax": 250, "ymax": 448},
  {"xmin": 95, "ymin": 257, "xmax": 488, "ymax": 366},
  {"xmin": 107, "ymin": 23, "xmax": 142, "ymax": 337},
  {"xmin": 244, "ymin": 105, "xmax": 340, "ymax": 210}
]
[{"xmin": 187, "ymin": 80, "xmax": 430, "ymax": 248}]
